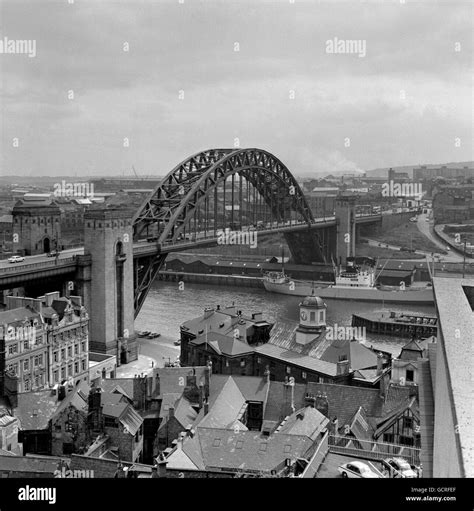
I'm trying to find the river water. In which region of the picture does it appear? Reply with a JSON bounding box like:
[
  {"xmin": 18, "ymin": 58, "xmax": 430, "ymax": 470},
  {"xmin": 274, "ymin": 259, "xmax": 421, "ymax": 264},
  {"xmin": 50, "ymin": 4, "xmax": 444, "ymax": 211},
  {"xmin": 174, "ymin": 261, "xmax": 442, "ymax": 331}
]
[{"xmin": 135, "ymin": 280, "xmax": 436, "ymax": 357}]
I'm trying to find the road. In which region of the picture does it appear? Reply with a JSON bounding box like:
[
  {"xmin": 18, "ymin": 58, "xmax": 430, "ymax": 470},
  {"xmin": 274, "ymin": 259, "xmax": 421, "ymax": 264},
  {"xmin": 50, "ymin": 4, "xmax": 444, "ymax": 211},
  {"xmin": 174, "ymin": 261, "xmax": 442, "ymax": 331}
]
[
  {"xmin": 415, "ymin": 213, "xmax": 471, "ymax": 263},
  {"xmin": 0, "ymin": 247, "xmax": 83, "ymax": 269}
]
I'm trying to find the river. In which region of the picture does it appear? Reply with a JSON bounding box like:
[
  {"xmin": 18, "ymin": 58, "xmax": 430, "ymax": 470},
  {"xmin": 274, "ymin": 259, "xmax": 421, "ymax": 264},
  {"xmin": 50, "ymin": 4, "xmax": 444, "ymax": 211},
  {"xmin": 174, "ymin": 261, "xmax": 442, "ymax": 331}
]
[{"xmin": 135, "ymin": 280, "xmax": 436, "ymax": 358}]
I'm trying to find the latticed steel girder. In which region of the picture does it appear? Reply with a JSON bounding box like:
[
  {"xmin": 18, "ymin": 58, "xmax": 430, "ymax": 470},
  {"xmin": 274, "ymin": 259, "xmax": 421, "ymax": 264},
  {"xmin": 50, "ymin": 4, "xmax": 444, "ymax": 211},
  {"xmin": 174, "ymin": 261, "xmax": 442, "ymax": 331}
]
[
  {"xmin": 132, "ymin": 148, "xmax": 315, "ymax": 316},
  {"xmin": 133, "ymin": 148, "xmax": 314, "ymax": 242}
]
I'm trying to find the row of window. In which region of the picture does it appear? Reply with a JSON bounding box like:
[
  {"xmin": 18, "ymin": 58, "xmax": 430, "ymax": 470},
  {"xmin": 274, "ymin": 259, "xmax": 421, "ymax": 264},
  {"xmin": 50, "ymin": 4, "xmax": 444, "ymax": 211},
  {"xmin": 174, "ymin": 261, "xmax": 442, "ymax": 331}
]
[
  {"xmin": 14, "ymin": 217, "xmax": 59, "ymax": 224},
  {"xmin": 53, "ymin": 359, "xmax": 87, "ymax": 383},
  {"xmin": 23, "ymin": 374, "xmax": 45, "ymax": 392},
  {"xmin": 52, "ymin": 325, "xmax": 87, "ymax": 341},
  {"xmin": 52, "ymin": 342, "xmax": 87, "ymax": 362}
]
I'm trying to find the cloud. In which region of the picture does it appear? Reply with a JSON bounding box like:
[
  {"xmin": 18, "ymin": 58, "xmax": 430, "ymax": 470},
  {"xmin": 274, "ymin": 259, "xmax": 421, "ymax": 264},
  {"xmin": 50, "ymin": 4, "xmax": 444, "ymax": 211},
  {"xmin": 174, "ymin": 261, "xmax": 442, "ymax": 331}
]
[{"xmin": 0, "ymin": 0, "xmax": 472, "ymax": 176}]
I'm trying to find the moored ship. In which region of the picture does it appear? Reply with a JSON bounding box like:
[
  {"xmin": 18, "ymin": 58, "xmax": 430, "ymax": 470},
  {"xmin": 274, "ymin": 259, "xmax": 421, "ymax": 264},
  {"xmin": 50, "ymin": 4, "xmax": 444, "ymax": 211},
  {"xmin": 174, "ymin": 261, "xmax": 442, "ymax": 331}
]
[{"xmin": 263, "ymin": 257, "xmax": 434, "ymax": 304}]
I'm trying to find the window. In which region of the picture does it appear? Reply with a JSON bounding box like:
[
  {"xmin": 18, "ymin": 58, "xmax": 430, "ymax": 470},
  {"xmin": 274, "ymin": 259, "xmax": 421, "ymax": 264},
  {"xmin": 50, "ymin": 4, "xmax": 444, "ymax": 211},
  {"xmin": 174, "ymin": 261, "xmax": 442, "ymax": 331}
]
[
  {"xmin": 81, "ymin": 360, "xmax": 86, "ymax": 371},
  {"xmin": 8, "ymin": 344, "xmax": 18, "ymax": 356},
  {"xmin": 104, "ymin": 417, "xmax": 117, "ymax": 428},
  {"xmin": 81, "ymin": 341, "xmax": 86, "ymax": 352},
  {"xmin": 23, "ymin": 360, "xmax": 29, "ymax": 371},
  {"xmin": 23, "ymin": 340, "xmax": 29, "ymax": 350},
  {"xmin": 53, "ymin": 370, "xmax": 59, "ymax": 383},
  {"xmin": 406, "ymin": 369, "xmax": 414, "ymax": 382},
  {"xmin": 286, "ymin": 366, "xmax": 291, "ymax": 374},
  {"xmin": 403, "ymin": 416, "xmax": 413, "ymax": 430},
  {"xmin": 74, "ymin": 362, "xmax": 79, "ymax": 373},
  {"xmin": 67, "ymin": 346, "xmax": 72, "ymax": 357},
  {"xmin": 24, "ymin": 380, "xmax": 30, "ymax": 392},
  {"xmin": 34, "ymin": 356, "xmax": 38, "ymax": 367},
  {"xmin": 319, "ymin": 311, "xmax": 324, "ymax": 322},
  {"xmin": 38, "ymin": 354, "xmax": 43, "ymax": 365},
  {"xmin": 61, "ymin": 348, "xmax": 65, "ymax": 360},
  {"xmin": 310, "ymin": 311, "xmax": 316, "ymax": 322},
  {"xmin": 61, "ymin": 367, "xmax": 66, "ymax": 380},
  {"xmin": 240, "ymin": 359, "xmax": 245, "ymax": 367},
  {"xmin": 301, "ymin": 371, "xmax": 307, "ymax": 379},
  {"xmin": 53, "ymin": 351, "xmax": 58, "ymax": 363},
  {"xmin": 68, "ymin": 364, "xmax": 72, "ymax": 376},
  {"xmin": 34, "ymin": 376, "xmax": 39, "ymax": 387},
  {"xmin": 74, "ymin": 344, "xmax": 79, "ymax": 355}
]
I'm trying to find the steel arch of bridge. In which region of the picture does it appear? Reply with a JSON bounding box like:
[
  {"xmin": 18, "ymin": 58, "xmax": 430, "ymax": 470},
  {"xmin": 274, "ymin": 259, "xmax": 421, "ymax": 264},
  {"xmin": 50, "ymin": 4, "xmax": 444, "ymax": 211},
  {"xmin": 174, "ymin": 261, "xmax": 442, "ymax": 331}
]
[{"xmin": 132, "ymin": 148, "xmax": 315, "ymax": 315}]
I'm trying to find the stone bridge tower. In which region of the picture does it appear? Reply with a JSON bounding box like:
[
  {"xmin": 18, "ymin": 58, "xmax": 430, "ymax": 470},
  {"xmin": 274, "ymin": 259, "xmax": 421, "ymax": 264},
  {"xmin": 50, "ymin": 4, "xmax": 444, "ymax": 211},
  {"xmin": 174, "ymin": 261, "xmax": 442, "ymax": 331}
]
[
  {"xmin": 83, "ymin": 204, "xmax": 137, "ymax": 364},
  {"xmin": 335, "ymin": 194, "xmax": 358, "ymax": 265}
]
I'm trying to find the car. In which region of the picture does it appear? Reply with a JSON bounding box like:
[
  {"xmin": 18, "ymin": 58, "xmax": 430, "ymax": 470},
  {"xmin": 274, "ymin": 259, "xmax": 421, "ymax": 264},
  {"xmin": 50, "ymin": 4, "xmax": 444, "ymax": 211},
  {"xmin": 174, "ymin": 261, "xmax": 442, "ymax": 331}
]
[
  {"xmin": 384, "ymin": 458, "xmax": 418, "ymax": 478},
  {"xmin": 8, "ymin": 255, "xmax": 25, "ymax": 263},
  {"xmin": 338, "ymin": 461, "xmax": 381, "ymax": 479},
  {"xmin": 47, "ymin": 250, "xmax": 60, "ymax": 257}
]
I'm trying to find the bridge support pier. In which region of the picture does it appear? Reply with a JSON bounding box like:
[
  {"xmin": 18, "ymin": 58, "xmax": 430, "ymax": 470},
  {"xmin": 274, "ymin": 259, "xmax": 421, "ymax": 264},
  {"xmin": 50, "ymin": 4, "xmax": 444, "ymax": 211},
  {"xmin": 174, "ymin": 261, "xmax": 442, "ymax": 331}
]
[
  {"xmin": 83, "ymin": 206, "xmax": 138, "ymax": 364},
  {"xmin": 335, "ymin": 195, "xmax": 357, "ymax": 265},
  {"xmin": 284, "ymin": 227, "xmax": 336, "ymax": 264}
]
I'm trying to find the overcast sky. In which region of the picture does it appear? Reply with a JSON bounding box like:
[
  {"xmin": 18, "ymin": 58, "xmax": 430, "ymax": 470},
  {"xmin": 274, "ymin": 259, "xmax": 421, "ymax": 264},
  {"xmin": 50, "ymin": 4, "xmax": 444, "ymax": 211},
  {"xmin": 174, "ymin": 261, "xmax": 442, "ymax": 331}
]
[{"xmin": 0, "ymin": 0, "xmax": 472, "ymax": 177}]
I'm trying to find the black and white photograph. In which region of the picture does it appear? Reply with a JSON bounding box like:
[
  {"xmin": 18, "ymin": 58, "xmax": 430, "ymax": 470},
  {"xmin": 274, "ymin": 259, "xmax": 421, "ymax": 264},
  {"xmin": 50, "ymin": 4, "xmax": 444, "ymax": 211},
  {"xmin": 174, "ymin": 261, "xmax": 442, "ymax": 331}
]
[{"xmin": 0, "ymin": 0, "xmax": 473, "ymax": 505}]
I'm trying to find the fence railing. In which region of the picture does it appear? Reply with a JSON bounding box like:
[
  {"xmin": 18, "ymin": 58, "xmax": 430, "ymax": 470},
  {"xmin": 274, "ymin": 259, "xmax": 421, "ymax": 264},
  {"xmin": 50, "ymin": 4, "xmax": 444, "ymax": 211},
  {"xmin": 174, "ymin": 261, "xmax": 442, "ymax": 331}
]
[
  {"xmin": 0, "ymin": 256, "xmax": 77, "ymax": 275},
  {"xmin": 328, "ymin": 435, "xmax": 421, "ymax": 466}
]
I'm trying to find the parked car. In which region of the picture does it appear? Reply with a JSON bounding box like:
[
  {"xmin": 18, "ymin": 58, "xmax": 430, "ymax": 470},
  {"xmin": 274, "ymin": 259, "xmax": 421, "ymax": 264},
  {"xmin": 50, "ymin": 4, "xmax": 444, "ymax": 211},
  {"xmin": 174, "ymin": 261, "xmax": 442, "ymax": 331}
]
[
  {"xmin": 384, "ymin": 458, "xmax": 418, "ymax": 478},
  {"xmin": 338, "ymin": 461, "xmax": 380, "ymax": 479},
  {"xmin": 47, "ymin": 250, "xmax": 60, "ymax": 257},
  {"xmin": 8, "ymin": 255, "xmax": 25, "ymax": 263}
]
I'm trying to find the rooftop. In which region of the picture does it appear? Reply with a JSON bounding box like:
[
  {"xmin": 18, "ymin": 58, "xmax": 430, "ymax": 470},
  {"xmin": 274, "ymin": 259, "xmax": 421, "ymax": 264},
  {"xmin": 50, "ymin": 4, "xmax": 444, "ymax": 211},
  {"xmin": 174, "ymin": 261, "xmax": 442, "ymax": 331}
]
[{"xmin": 433, "ymin": 277, "xmax": 474, "ymax": 477}]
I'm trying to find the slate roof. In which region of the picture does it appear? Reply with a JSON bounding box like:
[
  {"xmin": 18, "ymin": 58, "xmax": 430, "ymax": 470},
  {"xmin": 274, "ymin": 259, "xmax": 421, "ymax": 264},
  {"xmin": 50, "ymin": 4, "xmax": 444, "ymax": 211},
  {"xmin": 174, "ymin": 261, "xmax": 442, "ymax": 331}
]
[
  {"xmin": 191, "ymin": 332, "xmax": 254, "ymax": 357},
  {"xmin": 320, "ymin": 338, "xmax": 378, "ymax": 370},
  {"xmin": 255, "ymin": 343, "xmax": 338, "ymax": 376},
  {"xmin": 0, "ymin": 414, "xmax": 17, "ymax": 427},
  {"xmin": 265, "ymin": 380, "xmax": 385, "ymax": 430},
  {"xmin": 210, "ymin": 375, "xmax": 268, "ymax": 403},
  {"xmin": 184, "ymin": 427, "xmax": 314, "ymax": 473},
  {"xmin": 278, "ymin": 407, "xmax": 329, "ymax": 440},
  {"xmin": 197, "ymin": 377, "xmax": 246, "ymax": 429},
  {"xmin": 53, "ymin": 381, "xmax": 90, "ymax": 418},
  {"xmin": 100, "ymin": 379, "xmax": 135, "ymax": 401},
  {"xmin": 154, "ymin": 366, "xmax": 208, "ymax": 397},
  {"xmin": 102, "ymin": 398, "xmax": 143, "ymax": 436},
  {"xmin": 159, "ymin": 393, "xmax": 182, "ymax": 420},
  {"xmin": 14, "ymin": 391, "xmax": 59, "ymax": 431},
  {"xmin": 0, "ymin": 454, "xmax": 59, "ymax": 475},
  {"xmin": 0, "ymin": 306, "xmax": 41, "ymax": 327}
]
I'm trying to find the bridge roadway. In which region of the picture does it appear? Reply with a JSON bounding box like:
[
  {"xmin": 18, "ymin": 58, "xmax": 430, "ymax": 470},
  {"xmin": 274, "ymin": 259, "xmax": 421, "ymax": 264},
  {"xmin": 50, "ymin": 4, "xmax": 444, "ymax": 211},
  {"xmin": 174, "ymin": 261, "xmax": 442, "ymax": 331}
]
[{"xmin": 0, "ymin": 213, "xmax": 381, "ymax": 288}]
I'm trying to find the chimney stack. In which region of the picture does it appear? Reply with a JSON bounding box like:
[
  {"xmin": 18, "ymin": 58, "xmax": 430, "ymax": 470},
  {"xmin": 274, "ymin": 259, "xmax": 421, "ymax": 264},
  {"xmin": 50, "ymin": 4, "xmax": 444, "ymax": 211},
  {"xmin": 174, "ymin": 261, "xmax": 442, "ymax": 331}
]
[
  {"xmin": 376, "ymin": 353, "xmax": 384, "ymax": 376},
  {"xmin": 336, "ymin": 358, "xmax": 350, "ymax": 376}
]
